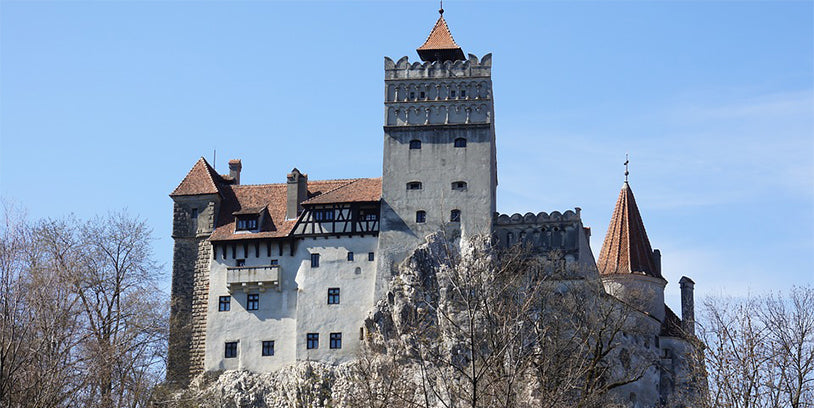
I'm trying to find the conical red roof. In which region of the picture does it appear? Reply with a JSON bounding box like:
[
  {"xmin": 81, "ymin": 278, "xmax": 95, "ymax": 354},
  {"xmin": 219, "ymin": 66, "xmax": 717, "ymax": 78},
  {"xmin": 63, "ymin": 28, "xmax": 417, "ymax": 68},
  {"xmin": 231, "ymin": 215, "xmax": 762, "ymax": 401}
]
[
  {"xmin": 417, "ymin": 12, "xmax": 465, "ymax": 62},
  {"xmin": 597, "ymin": 182, "xmax": 662, "ymax": 278},
  {"xmin": 170, "ymin": 157, "xmax": 222, "ymax": 197}
]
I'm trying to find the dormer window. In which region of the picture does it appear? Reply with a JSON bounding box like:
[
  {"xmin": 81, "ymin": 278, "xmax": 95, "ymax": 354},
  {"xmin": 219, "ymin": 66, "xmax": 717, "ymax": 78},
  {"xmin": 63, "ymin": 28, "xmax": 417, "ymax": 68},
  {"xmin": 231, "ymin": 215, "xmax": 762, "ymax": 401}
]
[
  {"xmin": 409, "ymin": 139, "xmax": 422, "ymax": 149},
  {"xmin": 236, "ymin": 217, "xmax": 258, "ymax": 231}
]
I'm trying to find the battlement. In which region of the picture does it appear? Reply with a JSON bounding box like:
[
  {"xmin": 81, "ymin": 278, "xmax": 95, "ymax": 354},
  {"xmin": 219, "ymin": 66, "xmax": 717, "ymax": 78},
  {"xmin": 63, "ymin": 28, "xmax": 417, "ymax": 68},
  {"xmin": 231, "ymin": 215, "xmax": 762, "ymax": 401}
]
[
  {"xmin": 384, "ymin": 53, "xmax": 492, "ymax": 80},
  {"xmin": 494, "ymin": 208, "xmax": 582, "ymax": 225}
]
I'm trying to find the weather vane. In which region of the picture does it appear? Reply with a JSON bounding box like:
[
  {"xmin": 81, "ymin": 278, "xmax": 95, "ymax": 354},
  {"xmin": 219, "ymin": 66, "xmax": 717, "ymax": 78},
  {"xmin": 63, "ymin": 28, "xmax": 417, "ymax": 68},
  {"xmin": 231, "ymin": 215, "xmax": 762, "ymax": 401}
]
[
  {"xmin": 624, "ymin": 153, "xmax": 630, "ymax": 183},
  {"xmin": 439, "ymin": 0, "xmax": 444, "ymax": 15}
]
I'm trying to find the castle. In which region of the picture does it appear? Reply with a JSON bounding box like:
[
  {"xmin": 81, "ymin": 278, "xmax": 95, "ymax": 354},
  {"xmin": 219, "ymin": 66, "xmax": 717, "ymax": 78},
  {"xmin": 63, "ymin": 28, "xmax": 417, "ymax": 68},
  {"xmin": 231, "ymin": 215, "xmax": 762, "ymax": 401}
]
[{"xmin": 168, "ymin": 8, "xmax": 702, "ymax": 406}]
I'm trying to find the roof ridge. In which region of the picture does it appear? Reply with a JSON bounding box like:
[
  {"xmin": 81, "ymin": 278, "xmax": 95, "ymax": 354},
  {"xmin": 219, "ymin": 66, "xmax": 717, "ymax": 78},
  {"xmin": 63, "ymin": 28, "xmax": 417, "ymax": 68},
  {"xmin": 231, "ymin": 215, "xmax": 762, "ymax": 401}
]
[{"xmin": 230, "ymin": 177, "xmax": 377, "ymax": 188}]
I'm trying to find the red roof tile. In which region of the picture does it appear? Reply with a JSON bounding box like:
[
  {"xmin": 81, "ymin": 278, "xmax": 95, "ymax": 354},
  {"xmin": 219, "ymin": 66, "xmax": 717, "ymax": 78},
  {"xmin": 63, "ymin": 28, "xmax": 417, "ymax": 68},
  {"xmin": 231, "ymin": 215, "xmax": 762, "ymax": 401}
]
[
  {"xmin": 597, "ymin": 182, "xmax": 662, "ymax": 278},
  {"xmin": 417, "ymin": 12, "xmax": 466, "ymax": 62},
  {"xmin": 170, "ymin": 157, "xmax": 222, "ymax": 197},
  {"xmin": 210, "ymin": 178, "xmax": 381, "ymax": 242}
]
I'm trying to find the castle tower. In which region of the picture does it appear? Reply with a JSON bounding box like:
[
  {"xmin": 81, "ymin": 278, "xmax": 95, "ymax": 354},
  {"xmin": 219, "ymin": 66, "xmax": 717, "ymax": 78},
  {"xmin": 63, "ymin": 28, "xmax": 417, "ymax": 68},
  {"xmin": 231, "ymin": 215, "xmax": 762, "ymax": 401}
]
[
  {"xmin": 167, "ymin": 157, "xmax": 223, "ymax": 385},
  {"xmin": 376, "ymin": 8, "xmax": 497, "ymax": 292},
  {"xmin": 597, "ymin": 180, "xmax": 667, "ymax": 322}
]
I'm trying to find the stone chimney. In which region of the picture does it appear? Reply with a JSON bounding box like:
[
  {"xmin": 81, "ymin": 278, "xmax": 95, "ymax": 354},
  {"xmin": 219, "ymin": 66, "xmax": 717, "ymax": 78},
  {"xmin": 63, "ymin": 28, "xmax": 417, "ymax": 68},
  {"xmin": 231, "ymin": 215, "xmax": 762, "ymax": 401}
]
[
  {"xmin": 286, "ymin": 168, "xmax": 308, "ymax": 220},
  {"xmin": 679, "ymin": 276, "xmax": 696, "ymax": 335},
  {"xmin": 652, "ymin": 249, "xmax": 662, "ymax": 276},
  {"xmin": 228, "ymin": 159, "xmax": 242, "ymax": 185}
]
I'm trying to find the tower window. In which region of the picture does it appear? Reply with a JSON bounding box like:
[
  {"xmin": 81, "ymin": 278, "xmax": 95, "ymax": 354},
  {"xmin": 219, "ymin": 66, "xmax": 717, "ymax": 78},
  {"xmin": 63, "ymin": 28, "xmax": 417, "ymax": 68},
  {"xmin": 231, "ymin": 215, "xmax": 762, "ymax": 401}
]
[
  {"xmin": 454, "ymin": 138, "xmax": 467, "ymax": 148},
  {"xmin": 219, "ymin": 296, "xmax": 231, "ymax": 312},
  {"xmin": 450, "ymin": 90, "xmax": 456, "ymax": 98},
  {"xmin": 330, "ymin": 332, "xmax": 342, "ymax": 349},
  {"xmin": 236, "ymin": 259, "xmax": 245, "ymax": 267},
  {"xmin": 451, "ymin": 181, "xmax": 467, "ymax": 191},
  {"xmin": 224, "ymin": 342, "xmax": 238, "ymax": 358},
  {"xmin": 311, "ymin": 253, "xmax": 320, "ymax": 268},
  {"xmin": 416, "ymin": 210, "xmax": 426, "ymax": 223},
  {"xmin": 328, "ymin": 288, "xmax": 340, "ymax": 304},
  {"xmin": 410, "ymin": 91, "xmax": 415, "ymax": 99},
  {"xmin": 409, "ymin": 139, "xmax": 421, "ymax": 149},
  {"xmin": 368, "ymin": 252, "xmax": 375, "ymax": 261},
  {"xmin": 461, "ymin": 90, "xmax": 466, "ymax": 98},
  {"xmin": 262, "ymin": 340, "xmax": 275, "ymax": 356},
  {"xmin": 450, "ymin": 209, "xmax": 461, "ymax": 223},
  {"xmin": 191, "ymin": 208, "xmax": 198, "ymax": 218},
  {"xmin": 347, "ymin": 252, "xmax": 354, "ymax": 261},
  {"xmin": 420, "ymin": 91, "xmax": 425, "ymax": 99},
  {"xmin": 307, "ymin": 333, "xmax": 319, "ymax": 349},
  {"xmin": 407, "ymin": 181, "xmax": 422, "ymax": 190},
  {"xmin": 247, "ymin": 293, "xmax": 259, "ymax": 311}
]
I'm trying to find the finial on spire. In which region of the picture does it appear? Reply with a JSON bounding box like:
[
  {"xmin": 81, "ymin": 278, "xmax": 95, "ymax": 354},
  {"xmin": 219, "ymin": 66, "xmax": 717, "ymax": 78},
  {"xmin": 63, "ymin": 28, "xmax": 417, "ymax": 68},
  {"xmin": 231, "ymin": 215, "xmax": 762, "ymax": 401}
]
[
  {"xmin": 624, "ymin": 153, "xmax": 630, "ymax": 183},
  {"xmin": 439, "ymin": 0, "xmax": 444, "ymax": 15}
]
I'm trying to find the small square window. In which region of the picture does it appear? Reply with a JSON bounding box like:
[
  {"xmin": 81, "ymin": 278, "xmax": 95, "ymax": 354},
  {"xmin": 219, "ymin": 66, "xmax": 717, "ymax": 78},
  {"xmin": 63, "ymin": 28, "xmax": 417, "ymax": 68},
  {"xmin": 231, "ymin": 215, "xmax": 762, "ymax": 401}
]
[
  {"xmin": 328, "ymin": 288, "xmax": 340, "ymax": 304},
  {"xmin": 247, "ymin": 293, "xmax": 259, "ymax": 311},
  {"xmin": 270, "ymin": 259, "xmax": 279, "ymax": 266},
  {"xmin": 452, "ymin": 181, "xmax": 467, "ymax": 191},
  {"xmin": 330, "ymin": 332, "xmax": 342, "ymax": 349},
  {"xmin": 224, "ymin": 342, "xmax": 238, "ymax": 358},
  {"xmin": 450, "ymin": 209, "xmax": 461, "ymax": 222},
  {"xmin": 191, "ymin": 208, "xmax": 198, "ymax": 218},
  {"xmin": 307, "ymin": 333, "xmax": 319, "ymax": 349},
  {"xmin": 416, "ymin": 210, "xmax": 426, "ymax": 223},
  {"xmin": 311, "ymin": 253, "xmax": 320, "ymax": 268},
  {"xmin": 219, "ymin": 296, "xmax": 231, "ymax": 312},
  {"xmin": 407, "ymin": 181, "xmax": 422, "ymax": 190},
  {"xmin": 409, "ymin": 139, "xmax": 421, "ymax": 149},
  {"xmin": 262, "ymin": 340, "xmax": 275, "ymax": 356},
  {"xmin": 454, "ymin": 138, "xmax": 467, "ymax": 148},
  {"xmin": 236, "ymin": 259, "xmax": 245, "ymax": 267},
  {"xmin": 347, "ymin": 252, "xmax": 354, "ymax": 261},
  {"xmin": 368, "ymin": 252, "xmax": 375, "ymax": 261}
]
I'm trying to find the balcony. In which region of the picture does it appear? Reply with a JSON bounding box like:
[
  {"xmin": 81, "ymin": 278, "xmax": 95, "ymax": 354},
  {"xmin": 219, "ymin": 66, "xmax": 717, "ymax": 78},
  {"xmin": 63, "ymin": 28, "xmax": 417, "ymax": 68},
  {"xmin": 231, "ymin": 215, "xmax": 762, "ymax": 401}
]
[{"xmin": 226, "ymin": 265, "xmax": 280, "ymax": 293}]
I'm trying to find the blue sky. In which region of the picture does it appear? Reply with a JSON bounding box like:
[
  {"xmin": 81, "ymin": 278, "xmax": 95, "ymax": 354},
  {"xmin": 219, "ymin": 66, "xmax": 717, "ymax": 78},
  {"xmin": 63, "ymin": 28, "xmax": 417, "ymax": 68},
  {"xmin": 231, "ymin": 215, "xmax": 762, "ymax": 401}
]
[{"xmin": 1, "ymin": 1, "xmax": 812, "ymax": 311}]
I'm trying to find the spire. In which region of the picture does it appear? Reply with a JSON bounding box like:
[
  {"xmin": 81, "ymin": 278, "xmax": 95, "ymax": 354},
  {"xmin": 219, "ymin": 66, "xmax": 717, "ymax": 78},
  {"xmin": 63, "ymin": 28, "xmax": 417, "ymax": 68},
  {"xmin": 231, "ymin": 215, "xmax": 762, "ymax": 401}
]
[
  {"xmin": 597, "ymin": 181, "xmax": 662, "ymax": 279},
  {"xmin": 170, "ymin": 157, "xmax": 222, "ymax": 197},
  {"xmin": 417, "ymin": 6, "xmax": 465, "ymax": 62}
]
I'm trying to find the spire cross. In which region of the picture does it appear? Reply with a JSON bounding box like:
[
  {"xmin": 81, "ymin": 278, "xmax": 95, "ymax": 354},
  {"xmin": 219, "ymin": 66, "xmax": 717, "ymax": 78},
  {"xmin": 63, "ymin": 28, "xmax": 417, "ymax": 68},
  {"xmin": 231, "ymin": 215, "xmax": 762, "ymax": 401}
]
[{"xmin": 624, "ymin": 153, "xmax": 630, "ymax": 183}]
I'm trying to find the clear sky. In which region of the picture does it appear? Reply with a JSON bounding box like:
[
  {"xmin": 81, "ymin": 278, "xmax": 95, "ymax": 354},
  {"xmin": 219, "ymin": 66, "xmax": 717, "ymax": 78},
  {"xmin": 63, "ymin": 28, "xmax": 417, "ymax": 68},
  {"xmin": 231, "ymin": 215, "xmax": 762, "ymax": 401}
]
[{"xmin": 2, "ymin": 0, "xmax": 812, "ymax": 311}]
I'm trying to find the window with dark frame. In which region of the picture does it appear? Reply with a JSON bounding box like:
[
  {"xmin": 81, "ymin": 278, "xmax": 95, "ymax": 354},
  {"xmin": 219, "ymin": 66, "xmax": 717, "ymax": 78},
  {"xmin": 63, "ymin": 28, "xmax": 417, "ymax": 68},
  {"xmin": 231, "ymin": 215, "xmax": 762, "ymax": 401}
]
[
  {"xmin": 359, "ymin": 208, "xmax": 378, "ymax": 221},
  {"xmin": 368, "ymin": 252, "xmax": 375, "ymax": 261},
  {"xmin": 191, "ymin": 208, "xmax": 198, "ymax": 218},
  {"xmin": 313, "ymin": 209, "xmax": 334, "ymax": 221},
  {"xmin": 409, "ymin": 139, "xmax": 421, "ymax": 149},
  {"xmin": 416, "ymin": 210, "xmax": 426, "ymax": 223},
  {"xmin": 236, "ymin": 259, "xmax": 245, "ymax": 267},
  {"xmin": 420, "ymin": 91, "xmax": 425, "ymax": 99},
  {"xmin": 330, "ymin": 333, "xmax": 342, "ymax": 349},
  {"xmin": 347, "ymin": 252, "xmax": 354, "ymax": 261},
  {"xmin": 450, "ymin": 209, "xmax": 461, "ymax": 222},
  {"xmin": 451, "ymin": 90, "xmax": 456, "ymax": 98},
  {"xmin": 247, "ymin": 293, "xmax": 259, "ymax": 311},
  {"xmin": 270, "ymin": 259, "xmax": 279, "ymax": 266},
  {"xmin": 306, "ymin": 333, "xmax": 319, "ymax": 349},
  {"xmin": 327, "ymin": 288, "xmax": 340, "ymax": 304},
  {"xmin": 311, "ymin": 253, "xmax": 320, "ymax": 268},
  {"xmin": 224, "ymin": 342, "xmax": 238, "ymax": 358},
  {"xmin": 452, "ymin": 181, "xmax": 467, "ymax": 191},
  {"xmin": 454, "ymin": 138, "xmax": 467, "ymax": 148},
  {"xmin": 236, "ymin": 217, "xmax": 258, "ymax": 231},
  {"xmin": 407, "ymin": 181, "xmax": 422, "ymax": 190},
  {"xmin": 262, "ymin": 340, "xmax": 275, "ymax": 356},
  {"xmin": 219, "ymin": 296, "xmax": 231, "ymax": 312},
  {"xmin": 461, "ymin": 90, "xmax": 466, "ymax": 98}
]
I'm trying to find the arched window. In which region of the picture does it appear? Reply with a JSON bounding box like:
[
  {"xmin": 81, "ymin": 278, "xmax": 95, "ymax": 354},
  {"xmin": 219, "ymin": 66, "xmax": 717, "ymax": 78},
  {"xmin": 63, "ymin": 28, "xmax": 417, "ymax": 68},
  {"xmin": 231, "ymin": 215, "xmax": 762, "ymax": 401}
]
[
  {"xmin": 406, "ymin": 181, "xmax": 422, "ymax": 190},
  {"xmin": 454, "ymin": 138, "xmax": 467, "ymax": 148},
  {"xmin": 450, "ymin": 209, "xmax": 461, "ymax": 222},
  {"xmin": 451, "ymin": 181, "xmax": 467, "ymax": 191},
  {"xmin": 415, "ymin": 211, "xmax": 426, "ymax": 223},
  {"xmin": 409, "ymin": 139, "xmax": 421, "ymax": 149}
]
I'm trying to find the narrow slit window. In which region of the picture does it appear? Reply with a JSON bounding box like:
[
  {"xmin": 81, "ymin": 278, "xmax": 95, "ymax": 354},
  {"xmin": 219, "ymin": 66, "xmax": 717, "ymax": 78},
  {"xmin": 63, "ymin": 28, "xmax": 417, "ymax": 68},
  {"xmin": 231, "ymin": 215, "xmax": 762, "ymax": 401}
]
[
  {"xmin": 347, "ymin": 252, "xmax": 354, "ymax": 261},
  {"xmin": 311, "ymin": 253, "xmax": 320, "ymax": 268}
]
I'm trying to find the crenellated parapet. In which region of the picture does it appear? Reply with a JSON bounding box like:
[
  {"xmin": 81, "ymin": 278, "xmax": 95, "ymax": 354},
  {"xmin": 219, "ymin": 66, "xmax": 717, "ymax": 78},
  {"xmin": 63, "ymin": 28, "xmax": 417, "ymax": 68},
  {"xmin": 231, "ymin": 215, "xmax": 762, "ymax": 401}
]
[
  {"xmin": 384, "ymin": 54, "xmax": 493, "ymax": 127},
  {"xmin": 493, "ymin": 209, "xmax": 586, "ymax": 259}
]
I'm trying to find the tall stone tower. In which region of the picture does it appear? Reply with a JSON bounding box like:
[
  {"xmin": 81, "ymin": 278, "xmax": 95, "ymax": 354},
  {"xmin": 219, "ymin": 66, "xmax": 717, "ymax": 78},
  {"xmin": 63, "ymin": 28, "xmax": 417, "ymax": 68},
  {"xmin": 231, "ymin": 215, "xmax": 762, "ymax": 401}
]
[{"xmin": 376, "ymin": 8, "xmax": 497, "ymax": 293}]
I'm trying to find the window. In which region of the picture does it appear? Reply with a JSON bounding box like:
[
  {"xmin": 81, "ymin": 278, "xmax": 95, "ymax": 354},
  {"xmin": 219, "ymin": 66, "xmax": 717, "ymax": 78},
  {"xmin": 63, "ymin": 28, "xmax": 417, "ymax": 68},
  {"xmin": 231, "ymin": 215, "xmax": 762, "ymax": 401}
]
[
  {"xmin": 454, "ymin": 137, "xmax": 467, "ymax": 148},
  {"xmin": 191, "ymin": 208, "xmax": 198, "ymax": 218},
  {"xmin": 262, "ymin": 340, "xmax": 275, "ymax": 356},
  {"xmin": 224, "ymin": 342, "xmax": 238, "ymax": 358},
  {"xmin": 407, "ymin": 181, "xmax": 422, "ymax": 190},
  {"xmin": 236, "ymin": 259, "xmax": 245, "ymax": 267},
  {"xmin": 328, "ymin": 288, "xmax": 340, "ymax": 304},
  {"xmin": 313, "ymin": 209, "xmax": 334, "ymax": 221},
  {"xmin": 409, "ymin": 139, "xmax": 421, "ymax": 149},
  {"xmin": 450, "ymin": 209, "xmax": 461, "ymax": 222},
  {"xmin": 347, "ymin": 252, "xmax": 354, "ymax": 261},
  {"xmin": 330, "ymin": 333, "xmax": 342, "ymax": 349},
  {"xmin": 450, "ymin": 90, "xmax": 456, "ymax": 98},
  {"xmin": 451, "ymin": 181, "xmax": 467, "ymax": 191},
  {"xmin": 270, "ymin": 259, "xmax": 279, "ymax": 266},
  {"xmin": 359, "ymin": 208, "xmax": 379, "ymax": 221},
  {"xmin": 307, "ymin": 333, "xmax": 319, "ymax": 349},
  {"xmin": 368, "ymin": 252, "xmax": 375, "ymax": 261},
  {"xmin": 461, "ymin": 90, "xmax": 466, "ymax": 98},
  {"xmin": 416, "ymin": 210, "xmax": 426, "ymax": 223},
  {"xmin": 219, "ymin": 296, "xmax": 231, "ymax": 312},
  {"xmin": 247, "ymin": 293, "xmax": 259, "ymax": 311},
  {"xmin": 419, "ymin": 91, "xmax": 425, "ymax": 99},
  {"xmin": 409, "ymin": 91, "xmax": 415, "ymax": 99},
  {"xmin": 236, "ymin": 217, "xmax": 258, "ymax": 231},
  {"xmin": 311, "ymin": 253, "xmax": 320, "ymax": 268}
]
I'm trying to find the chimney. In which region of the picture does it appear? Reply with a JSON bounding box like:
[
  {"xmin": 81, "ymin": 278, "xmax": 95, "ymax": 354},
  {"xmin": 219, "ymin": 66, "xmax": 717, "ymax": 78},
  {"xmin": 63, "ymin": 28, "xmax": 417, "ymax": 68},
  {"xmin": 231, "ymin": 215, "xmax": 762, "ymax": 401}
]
[
  {"xmin": 228, "ymin": 159, "xmax": 242, "ymax": 185},
  {"xmin": 286, "ymin": 168, "xmax": 308, "ymax": 220},
  {"xmin": 679, "ymin": 276, "xmax": 696, "ymax": 335},
  {"xmin": 652, "ymin": 249, "xmax": 662, "ymax": 276}
]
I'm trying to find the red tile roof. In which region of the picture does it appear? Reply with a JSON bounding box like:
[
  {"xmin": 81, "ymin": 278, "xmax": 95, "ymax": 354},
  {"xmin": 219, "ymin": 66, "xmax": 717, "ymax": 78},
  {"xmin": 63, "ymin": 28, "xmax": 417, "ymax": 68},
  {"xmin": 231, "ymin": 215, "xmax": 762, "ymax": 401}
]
[
  {"xmin": 170, "ymin": 157, "xmax": 223, "ymax": 197},
  {"xmin": 209, "ymin": 178, "xmax": 381, "ymax": 242},
  {"xmin": 418, "ymin": 15, "xmax": 462, "ymax": 51},
  {"xmin": 597, "ymin": 182, "xmax": 662, "ymax": 278}
]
